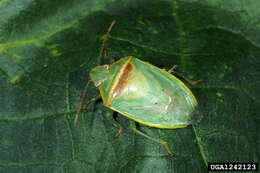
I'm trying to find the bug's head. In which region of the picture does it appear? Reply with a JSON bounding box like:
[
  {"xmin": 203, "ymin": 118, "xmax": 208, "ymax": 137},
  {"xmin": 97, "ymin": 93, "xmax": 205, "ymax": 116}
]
[
  {"xmin": 89, "ymin": 64, "xmax": 119, "ymax": 105},
  {"xmin": 89, "ymin": 65, "xmax": 111, "ymax": 87},
  {"xmin": 89, "ymin": 57, "xmax": 131, "ymax": 105}
]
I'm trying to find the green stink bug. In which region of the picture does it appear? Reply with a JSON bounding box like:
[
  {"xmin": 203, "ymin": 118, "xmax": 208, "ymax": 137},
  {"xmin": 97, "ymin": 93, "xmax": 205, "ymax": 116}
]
[
  {"xmin": 90, "ymin": 56, "xmax": 197, "ymax": 129},
  {"xmin": 75, "ymin": 20, "xmax": 199, "ymax": 157},
  {"xmin": 89, "ymin": 56, "xmax": 198, "ymax": 156}
]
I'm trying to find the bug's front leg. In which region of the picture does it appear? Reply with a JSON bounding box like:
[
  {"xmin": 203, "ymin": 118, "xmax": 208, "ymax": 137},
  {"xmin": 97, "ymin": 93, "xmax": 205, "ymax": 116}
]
[
  {"xmin": 129, "ymin": 121, "xmax": 174, "ymax": 157},
  {"xmin": 105, "ymin": 111, "xmax": 124, "ymax": 139}
]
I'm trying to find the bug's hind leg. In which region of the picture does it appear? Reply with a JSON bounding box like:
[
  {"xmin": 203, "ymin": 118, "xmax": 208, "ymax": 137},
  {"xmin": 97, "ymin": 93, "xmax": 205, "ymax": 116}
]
[{"xmin": 130, "ymin": 121, "xmax": 174, "ymax": 157}]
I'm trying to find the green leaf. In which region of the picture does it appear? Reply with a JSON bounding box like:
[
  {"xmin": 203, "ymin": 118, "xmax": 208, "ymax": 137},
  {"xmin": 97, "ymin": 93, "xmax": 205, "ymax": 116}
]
[{"xmin": 0, "ymin": 0, "xmax": 259, "ymax": 172}]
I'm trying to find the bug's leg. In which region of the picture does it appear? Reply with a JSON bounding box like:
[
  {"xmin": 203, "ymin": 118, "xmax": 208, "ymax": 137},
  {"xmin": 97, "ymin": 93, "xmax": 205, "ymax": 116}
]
[
  {"xmin": 167, "ymin": 64, "xmax": 179, "ymax": 74},
  {"xmin": 129, "ymin": 121, "xmax": 174, "ymax": 157},
  {"xmin": 105, "ymin": 111, "xmax": 124, "ymax": 139},
  {"xmin": 168, "ymin": 65, "xmax": 206, "ymax": 86},
  {"xmin": 112, "ymin": 118, "xmax": 123, "ymax": 140},
  {"xmin": 186, "ymin": 78, "xmax": 205, "ymax": 85}
]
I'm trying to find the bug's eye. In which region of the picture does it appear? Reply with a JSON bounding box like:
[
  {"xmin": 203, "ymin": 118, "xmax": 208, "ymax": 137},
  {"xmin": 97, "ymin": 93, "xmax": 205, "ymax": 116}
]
[
  {"xmin": 154, "ymin": 102, "xmax": 158, "ymax": 105},
  {"xmin": 103, "ymin": 65, "xmax": 110, "ymax": 70}
]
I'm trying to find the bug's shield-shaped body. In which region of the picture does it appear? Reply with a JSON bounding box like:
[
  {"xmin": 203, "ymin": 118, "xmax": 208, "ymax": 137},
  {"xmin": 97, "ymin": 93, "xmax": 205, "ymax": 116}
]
[{"xmin": 90, "ymin": 56, "xmax": 198, "ymax": 129}]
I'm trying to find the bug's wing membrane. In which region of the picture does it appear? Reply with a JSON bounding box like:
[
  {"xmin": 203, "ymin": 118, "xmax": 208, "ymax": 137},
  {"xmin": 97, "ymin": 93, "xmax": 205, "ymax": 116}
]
[{"xmin": 110, "ymin": 58, "xmax": 198, "ymax": 128}]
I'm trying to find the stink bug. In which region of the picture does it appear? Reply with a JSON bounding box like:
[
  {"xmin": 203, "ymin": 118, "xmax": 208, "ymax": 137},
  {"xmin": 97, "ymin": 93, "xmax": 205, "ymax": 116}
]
[
  {"xmin": 89, "ymin": 56, "xmax": 198, "ymax": 156},
  {"xmin": 76, "ymin": 20, "xmax": 199, "ymax": 157}
]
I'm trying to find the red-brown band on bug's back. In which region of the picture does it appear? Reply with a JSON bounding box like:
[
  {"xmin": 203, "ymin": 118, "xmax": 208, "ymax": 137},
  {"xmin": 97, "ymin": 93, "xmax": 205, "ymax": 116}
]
[
  {"xmin": 107, "ymin": 56, "xmax": 134, "ymax": 106},
  {"xmin": 112, "ymin": 63, "xmax": 133, "ymax": 98}
]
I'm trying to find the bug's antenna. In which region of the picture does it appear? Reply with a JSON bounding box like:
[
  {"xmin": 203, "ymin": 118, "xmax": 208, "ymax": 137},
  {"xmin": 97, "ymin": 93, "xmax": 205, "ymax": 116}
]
[
  {"xmin": 74, "ymin": 20, "xmax": 116, "ymax": 126},
  {"xmin": 73, "ymin": 80, "xmax": 91, "ymax": 126},
  {"xmin": 99, "ymin": 20, "xmax": 116, "ymax": 58}
]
